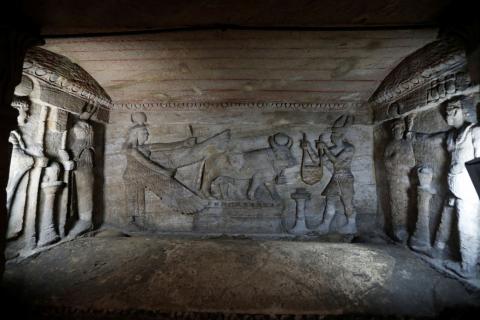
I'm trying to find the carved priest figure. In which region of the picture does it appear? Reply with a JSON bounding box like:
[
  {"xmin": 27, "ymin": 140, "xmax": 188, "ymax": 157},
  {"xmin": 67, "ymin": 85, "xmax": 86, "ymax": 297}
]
[
  {"xmin": 410, "ymin": 98, "xmax": 480, "ymax": 278},
  {"xmin": 384, "ymin": 117, "xmax": 415, "ymax": 243},
  {"xmin": 302, "ymin": 115, "xmax": 356, "ymax": 234},
  {"xmin": 68, "ymin": 107, "xmax": 96, "ymax": 237}
]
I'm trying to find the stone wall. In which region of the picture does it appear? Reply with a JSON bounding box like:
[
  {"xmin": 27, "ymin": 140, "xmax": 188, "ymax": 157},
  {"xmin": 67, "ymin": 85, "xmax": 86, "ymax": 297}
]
[{"xmin": 103, "ymin": 108, "xmax": 377, "ymax": 236}]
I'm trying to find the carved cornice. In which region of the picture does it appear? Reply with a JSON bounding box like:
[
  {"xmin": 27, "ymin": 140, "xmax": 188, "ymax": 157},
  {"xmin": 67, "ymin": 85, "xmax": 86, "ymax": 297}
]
[
  {"xmin": 369, "ymin": 38, "xmax": 467, "ymax": 107},
  {"xmin": 112, "ymin": 101, "xmax": 362, "ymax": 113},
  {"xmin": 23, "ymin": 47, "xmax": 113, "ymax": 110}
]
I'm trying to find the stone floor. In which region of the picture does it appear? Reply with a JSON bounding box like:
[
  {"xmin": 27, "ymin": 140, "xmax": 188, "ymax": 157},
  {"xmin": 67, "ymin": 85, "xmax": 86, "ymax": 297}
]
[{"xmin": 1, "ymin": 232, "xmax": 479, "ymax": 319}]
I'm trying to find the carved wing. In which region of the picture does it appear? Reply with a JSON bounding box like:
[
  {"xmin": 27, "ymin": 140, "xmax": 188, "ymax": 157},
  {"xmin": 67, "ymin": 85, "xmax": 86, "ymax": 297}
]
[{"xmin": 145, "ymin": 174, "xmax": 207, "ymax": 214}]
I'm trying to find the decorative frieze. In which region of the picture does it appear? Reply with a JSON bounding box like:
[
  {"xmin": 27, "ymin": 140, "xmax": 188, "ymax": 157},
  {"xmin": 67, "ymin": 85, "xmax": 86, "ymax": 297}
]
[
  {"xmin": 23, "ymin": 47, "xmax": 113, "ymax": 119},
  {"xmin": 112, "ymin": 101, "xmax": 362, "ymax": 113}
]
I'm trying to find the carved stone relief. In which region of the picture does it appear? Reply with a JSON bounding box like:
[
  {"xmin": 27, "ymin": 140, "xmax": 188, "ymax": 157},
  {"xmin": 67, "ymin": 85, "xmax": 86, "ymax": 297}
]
[
  {"xmin": 384, "ymin": 117, "xmax": 416, "ymax": 243},
  {"xmin": 380, "ymin": 94, "xmax": 480, "ymax": 280},
  {"xmin": 123, "ymin": 112, "xmax": 218, "ymax": 227},
  {"xmin": 113, "ymin": 112, "xmax": 370, "ymax": 236},
  {"xmin": 201, "ymin": 132, "xmax": 296, "ymax": 203},
  {"xmin": 410, "ymin": 98, "xmax": 480, "ymax": 278},
  {"xmin": 5, "ymin": 47, "xmax": 111, "ymax": 259},
  {"xmin": 409, "ymin": 165, "xmax": 435, "ymax": 253}
]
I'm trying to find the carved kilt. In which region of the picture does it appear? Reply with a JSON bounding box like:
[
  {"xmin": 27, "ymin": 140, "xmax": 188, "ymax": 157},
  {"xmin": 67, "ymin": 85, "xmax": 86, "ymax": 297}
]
[{"xmin": 322, "ymin": 169, "xmax": 354, "ymax": 198}]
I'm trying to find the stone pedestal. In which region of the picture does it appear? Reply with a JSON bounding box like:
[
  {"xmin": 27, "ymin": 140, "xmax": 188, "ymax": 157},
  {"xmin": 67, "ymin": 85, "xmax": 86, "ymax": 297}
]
[
  {"xmin": 289, "ymin": 188, "xmax": 311, "ymax": 235},
  {"xmin": 410, "ymin": 187, "xmax": 434, "ymax": 252},
  {"xmin": 410, "ymin": 166, "xmax": 435, "ymax": 254}
]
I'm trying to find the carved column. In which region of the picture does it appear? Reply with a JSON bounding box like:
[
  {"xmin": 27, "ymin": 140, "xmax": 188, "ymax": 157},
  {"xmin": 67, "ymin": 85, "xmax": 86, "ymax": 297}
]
[
  {"xmin": 289, "ymin": 188, "xmax": 311, "ymax": 235},
  {"xmin": 38, "ymin": 163, "xmax": 63, "ymax": 247},
  {"xmin": 410, "ymin": 166, "xmax": 436, "ymax": 254}
]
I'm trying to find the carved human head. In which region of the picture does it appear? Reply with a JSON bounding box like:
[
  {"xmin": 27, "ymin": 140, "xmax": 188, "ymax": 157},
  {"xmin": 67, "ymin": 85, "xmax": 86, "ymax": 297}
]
[
  {"xmin": 126, "ymin": 125, "xmax": 149, "ymax": 148},
  {"xmin": 11, "ymin": 76, "xmax": 34, "ymax": 125},
  {"xmin": 79, "ymin": 103, "xmax": 97, "ymax": 120},
  {"xmin": 131, "ymin": 112, "xmax": 148, "ymax": 126},
  {"xmin": 445, "ymin": 98, "xmax": 466, "ymax": 129},
  {"xmin": 331, "ymin": 115, "xmax": 354, "ymax": 144},
  {"xmin": 391, "ymin": 119, "xmax": 405, "ymax": 140}
]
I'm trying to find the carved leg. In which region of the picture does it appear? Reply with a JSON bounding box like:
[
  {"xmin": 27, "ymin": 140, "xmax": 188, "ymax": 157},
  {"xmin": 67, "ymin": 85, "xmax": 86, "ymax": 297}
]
[
  {"xmin": 200, "ymin": 172, "xmax": 215, "ymax": 199},
  {"xmin": 265, "ymin": 181, "xmax": 281, "ymax": 201},
  {"xmin": 69, "ymin": 170, "xmax": 94, "ymax": 237},
  {"xmin": 445, "ymin": 198, "xmax": 480, "ymax": 278},
  {"xmin": 126, "ymin": 181, "xmax": 146, "ymax": 227},
  {"xmin": 389, "ymin": 179, "xmax": 409, "ymax": 243},
  {"xmin": 316, "ymin": 196, "xmax": 336, "ymax": 234},
  {"xmin": 247, "ymin": 174, "xmax": 262, "ymax": 200},
  {"xmin": 431, "ymin": 203, "xmax": 455, "ymax": 258},
  {"xmin": 22, "ymin": 163, "xmax": 44, "ymax": 253},
  {"xmin": 338, "ymin": 193, "xmax": 357, "ymax": 234}
]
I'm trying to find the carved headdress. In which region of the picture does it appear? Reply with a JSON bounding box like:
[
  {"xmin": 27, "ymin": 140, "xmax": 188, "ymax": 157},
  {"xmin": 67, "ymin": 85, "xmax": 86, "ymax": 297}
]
[
  {"xmin": 124, "ymin": 112, "xmax": 149, "ymax": 149},
  {"xmin": 331, "ymin": 114, "xmax": 354, "ymax": 134}
]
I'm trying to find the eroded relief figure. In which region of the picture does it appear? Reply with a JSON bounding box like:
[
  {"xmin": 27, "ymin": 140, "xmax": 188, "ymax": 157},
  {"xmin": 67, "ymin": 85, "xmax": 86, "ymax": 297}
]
[
  {"xmin": 384, "ymin": 117, "xmax": 416, "ymax": 243},
  {"xmin": 6, "ymin": 77, "xmax": 36, "ymax": 240},
  {"xmin": 302, "ymin": 115, "xmax": 356, "ymax": 234},
  {"xmin": 68, "ymin": 107, "xmax": 96, "ymax": 237},
  {"xmin": 6, "ymin": 131, "xmax": 34, "ymax": 239},
  {"xmin": 410, "ymin": 98, "xmax": 480, "ymax": 278},
  {"xmin": 123, "ymin": 112, "xmax": 207, "ymax": 220}
]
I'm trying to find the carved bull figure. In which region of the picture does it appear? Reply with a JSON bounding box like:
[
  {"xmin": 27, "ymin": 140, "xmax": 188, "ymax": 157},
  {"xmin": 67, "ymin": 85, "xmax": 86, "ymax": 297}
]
[{"xmin": 201, "ymin": 133, "xmax": 297, "ymax": 200}]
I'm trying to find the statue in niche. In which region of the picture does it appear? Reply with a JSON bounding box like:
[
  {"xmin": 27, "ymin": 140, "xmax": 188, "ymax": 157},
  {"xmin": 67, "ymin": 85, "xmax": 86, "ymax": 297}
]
[
  {"xmin": 301, "ymin": 115, "xmax": 356, "ymax": 234},
  {"xmin": 6, "ymin": 131, "xmax": 34, "ymax": 239},
  {"xmin": 384, "ymin": 117, "xmax": 416, "ymax": 243},
  {"xmin": 68, "ymin": 105, "xmax": 96, "ymax": 237},
  {"xmin": 201, "ymin": 132, "xmax": 297, "ymax": 201},
  {"xmin": 408, "ymin": 97, "xmax": 480, "ymax": 278},
  {"xmin": 6, "ymin": 77, "xmax": 36, "ymax": 240},
  {"xmin": 123, "ymin": 112, "xmax": 207, "ymax": 218}
]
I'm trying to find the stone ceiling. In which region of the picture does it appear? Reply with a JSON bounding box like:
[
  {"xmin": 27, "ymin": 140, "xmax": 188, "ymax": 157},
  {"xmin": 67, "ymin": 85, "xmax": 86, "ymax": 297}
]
[
  {"xmin": 43, "ymin": 29, "xmax": 438, "ymax": 106},
  {"xmin": 22, "ymin": 0, "xmax": 451, "ymax": 35}
]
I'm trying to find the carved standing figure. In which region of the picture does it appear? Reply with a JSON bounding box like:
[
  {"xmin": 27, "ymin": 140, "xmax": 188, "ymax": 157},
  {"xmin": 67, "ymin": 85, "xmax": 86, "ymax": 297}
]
[
  {"xmin": 302, "ymin": 115, "xmax": 356, "ymax": 234},
  {"xmin": 123, "ymin": 112, "xmax": 207, "ymax": 220},
  {"xmin": 384, "ymin": 117, "xmax": 416, "ymax": 243},
  {"xmin": 5, "ymin": 131, "xmax": 34, "ymax": 239},
  {"xmin": 68, "ymin": 107, "xmax": 96, "ymax": 237},
  {"xmin": 409, "ymin": 97, "xmax": 480, "ymax": 278}
]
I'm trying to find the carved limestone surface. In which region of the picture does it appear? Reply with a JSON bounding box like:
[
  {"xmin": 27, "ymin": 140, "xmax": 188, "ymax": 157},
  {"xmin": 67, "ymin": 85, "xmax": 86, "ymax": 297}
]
[
  {"xmin": 384, "ymin": 117, "xmax": 416, "ymax": 243},
  {"xmin": 23, "ymin": 47, "xmax": 112, "ymax": 114},
  {"xmin": 5, "ymin": 48, "xmax": 109, "ymax": 259},
  {"xmin": 201, "ymin": 132, "xmax": 296, "ymax": 202},
  {"xmin": 300, "ymin": 115, "xmax": 357, "ymax": 235},
  {"xmin": 288, "ymin": 188, "xmax": 311, "ymax": 235},
  {"xmin": 106, "ymin": 109, "xmax": 374, "ymax": 236},
  {"xmin": 123, "ymin": 112, "xmax": 210, "ymax": 226},
  {"xmin": 403, "ymin": 97, "xmax": 480, "ymax": 279},
  {"xmin": 410, "ymin": 165, "xmax": 436, "ymax": 253},
  {"xmin": 68, "ymin": 108, "xmax": 96, "ymax": 237}
]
